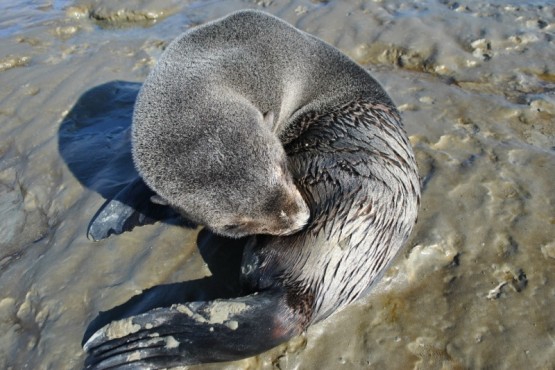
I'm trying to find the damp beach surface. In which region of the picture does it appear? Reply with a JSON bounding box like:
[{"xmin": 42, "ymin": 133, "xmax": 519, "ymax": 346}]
[{"xmin": 1, "ymin": 0, "xmax": 554, "ymax": 369}]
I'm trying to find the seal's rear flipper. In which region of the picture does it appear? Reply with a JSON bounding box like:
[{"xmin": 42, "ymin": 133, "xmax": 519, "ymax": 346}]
[
  {"xmin": 83, "ymin": 290, "xmax": 304, "ymax": 369},
  {"xmin": 87, "ymin": 177, "xmax": 188, "ymax": 241}
]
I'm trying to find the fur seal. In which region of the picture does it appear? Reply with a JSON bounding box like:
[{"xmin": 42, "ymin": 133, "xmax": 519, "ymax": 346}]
[{"xmin": 83, "ymin": 9, "xmax": 420, "ymax": 369}]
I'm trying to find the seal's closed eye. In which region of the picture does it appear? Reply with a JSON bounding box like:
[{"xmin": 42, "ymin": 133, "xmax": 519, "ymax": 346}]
[{"xmin": 150, "ymin": 195, "xmax": 169, "ymax": 206}]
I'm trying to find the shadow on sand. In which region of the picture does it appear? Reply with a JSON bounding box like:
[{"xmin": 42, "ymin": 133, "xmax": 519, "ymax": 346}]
[
  {"xmin": 57, "ymin": 80, "xmax": 247, "ymax": 344},
  {"xmin": 58, "ymin": 80, "xmax": 182, "ymax": 236}
]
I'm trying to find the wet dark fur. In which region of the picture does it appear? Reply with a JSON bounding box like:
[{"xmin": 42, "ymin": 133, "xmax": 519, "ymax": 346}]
[{"xmin": 243, "ymin": 100, "xmax": 420, "ymax": 325}]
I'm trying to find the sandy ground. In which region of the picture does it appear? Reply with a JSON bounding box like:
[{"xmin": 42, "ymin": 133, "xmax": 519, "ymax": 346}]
[{"xmin": 0, "ymin": 0, "xmax": 554, "ymax": 369}]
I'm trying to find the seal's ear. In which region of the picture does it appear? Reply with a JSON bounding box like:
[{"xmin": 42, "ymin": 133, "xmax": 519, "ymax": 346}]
[
  {"xmin": 87, "ymin": 177, "xmax": 187, "ymax": 241},
  {"xmin": 263, "ymin": 111, "xmax": 275, "ymax": 126}
]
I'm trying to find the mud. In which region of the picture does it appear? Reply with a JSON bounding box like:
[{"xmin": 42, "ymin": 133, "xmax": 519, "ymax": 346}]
[{"xmin": 0, "ymin": 0, "xmax": 553, "ymax": 369}]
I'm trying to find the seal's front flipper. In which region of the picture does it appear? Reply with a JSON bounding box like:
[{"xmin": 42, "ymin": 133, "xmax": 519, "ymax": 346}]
[
  {"xmin": 83, "ymin": 290, "xmax": 305, "ymax": 369},
  {"xmin": 87, "ymin": 177, "xmax": 186, "ymax": 241}
]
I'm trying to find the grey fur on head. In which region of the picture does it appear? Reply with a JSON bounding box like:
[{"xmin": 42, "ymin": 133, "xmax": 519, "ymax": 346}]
[{"xmin": 132, "ymin": 10, "xmax": 389, "ymax": 238}]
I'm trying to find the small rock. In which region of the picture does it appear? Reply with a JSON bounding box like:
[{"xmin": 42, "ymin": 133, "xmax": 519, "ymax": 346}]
[
  {"xmin": 541, "ymin": 241, "xmax": 555, "ymax": 259},
  {"xmin": 0, "ymin": 56, "xmax": 30, "ymax": 72},
  {"xmin": 295, "ymin": 6, "xmax": 308, "ymax": 15}
]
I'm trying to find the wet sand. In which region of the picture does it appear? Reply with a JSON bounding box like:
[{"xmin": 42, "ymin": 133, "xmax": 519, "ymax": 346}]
[{"xmin": 0, "ymin": 0, "xmax": 554, "ymax": 369}]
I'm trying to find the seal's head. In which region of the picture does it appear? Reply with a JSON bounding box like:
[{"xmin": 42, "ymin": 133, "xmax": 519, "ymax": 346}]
[
  {"xmin": 207, "ymin": 158, "xmax": 310, "ymax": 238},
  {"xmin": 132, "ymin": 103, "xmax": 309, "ymax": 238}
]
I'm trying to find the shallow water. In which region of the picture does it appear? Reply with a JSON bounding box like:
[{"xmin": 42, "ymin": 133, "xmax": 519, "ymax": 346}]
[{"xmin": 0, "ymin": 0, "xmax": 554, "ymax": 369}]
